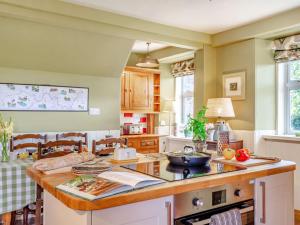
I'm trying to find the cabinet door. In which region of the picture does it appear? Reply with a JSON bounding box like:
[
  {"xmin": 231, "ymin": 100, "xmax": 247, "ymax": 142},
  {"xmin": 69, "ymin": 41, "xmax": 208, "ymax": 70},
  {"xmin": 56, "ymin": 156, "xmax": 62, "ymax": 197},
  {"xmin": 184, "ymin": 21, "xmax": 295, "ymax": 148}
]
[
  {"xmin": 255, "ymin": 171, "xmax": 294, "ymax": 225},
  {"xmin": 92, "ymin": 196, "xmax": 174, "ymax": 225},
  {"xmin": 121, "ymin": 72, "xmax": 130, "ymax": 110},
  {"xmin": 129, "ymin": 72, "xmax": 153, "ymax": 110}
]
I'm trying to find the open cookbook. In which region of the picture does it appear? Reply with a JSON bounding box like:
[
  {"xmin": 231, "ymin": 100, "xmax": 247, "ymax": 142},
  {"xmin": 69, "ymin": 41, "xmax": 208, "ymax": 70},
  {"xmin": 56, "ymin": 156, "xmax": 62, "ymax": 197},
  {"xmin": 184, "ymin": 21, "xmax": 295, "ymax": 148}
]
[{"xmin": 56, "ymin": 171, "xmax": 165, "ymax": 201}]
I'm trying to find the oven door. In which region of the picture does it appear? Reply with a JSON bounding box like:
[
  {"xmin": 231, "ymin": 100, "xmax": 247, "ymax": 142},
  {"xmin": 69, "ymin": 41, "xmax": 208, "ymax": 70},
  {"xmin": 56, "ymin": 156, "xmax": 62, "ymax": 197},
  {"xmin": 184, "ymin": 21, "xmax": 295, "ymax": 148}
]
[{"xmin": 175, "ymin": 200, "xmax": 254, "ymax": 225}]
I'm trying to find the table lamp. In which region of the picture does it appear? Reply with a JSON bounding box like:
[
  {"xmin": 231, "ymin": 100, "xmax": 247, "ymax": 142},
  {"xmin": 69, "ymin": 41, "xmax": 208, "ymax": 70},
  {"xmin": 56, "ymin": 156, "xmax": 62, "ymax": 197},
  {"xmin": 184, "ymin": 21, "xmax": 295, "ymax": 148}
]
[
  {"xmin": 162, "ymin": 99, "xmax": 176, "ymax": 136},
  {"xmin": 205, "ymin": 98, "xmax": 235, "ymax": 141}
]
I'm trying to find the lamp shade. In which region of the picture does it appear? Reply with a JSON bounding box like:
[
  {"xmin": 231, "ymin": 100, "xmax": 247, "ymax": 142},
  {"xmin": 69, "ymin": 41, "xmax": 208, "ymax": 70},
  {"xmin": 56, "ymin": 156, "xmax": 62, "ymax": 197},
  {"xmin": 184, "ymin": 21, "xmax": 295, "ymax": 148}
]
[
  {"xmin": 162, "ymin": 99, "xmax": 175, "ymax": 112},
  {"xmin": 205, "ymin": 98, "xmax": 235, "ymax": 118},
  {"xmin": 136, "ymin": 56, "xmax": 159, "ymax": 68}
]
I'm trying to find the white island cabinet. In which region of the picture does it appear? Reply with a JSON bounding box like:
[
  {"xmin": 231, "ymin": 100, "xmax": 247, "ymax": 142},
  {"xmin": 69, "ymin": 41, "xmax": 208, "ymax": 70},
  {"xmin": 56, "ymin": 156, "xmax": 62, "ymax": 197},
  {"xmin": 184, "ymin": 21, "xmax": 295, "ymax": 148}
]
[
  {"xmin": 255, "ymin": 171, "xmax": 294, "ymax": 225},
  {"xmin": 44, "ymin": 190, "xmax": 173, "ymax": 225},
  {"xmin": 92, "ymin": 196, "xmax": 173, "ymax": 225}
]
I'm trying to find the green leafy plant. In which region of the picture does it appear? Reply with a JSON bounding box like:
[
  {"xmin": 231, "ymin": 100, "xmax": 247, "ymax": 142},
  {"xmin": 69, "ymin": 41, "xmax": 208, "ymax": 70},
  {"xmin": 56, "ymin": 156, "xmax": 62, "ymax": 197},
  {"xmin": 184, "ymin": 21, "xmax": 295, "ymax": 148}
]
[{"xmin": 186, "ymin": 106, "xmax": 208, "ymax": 142}]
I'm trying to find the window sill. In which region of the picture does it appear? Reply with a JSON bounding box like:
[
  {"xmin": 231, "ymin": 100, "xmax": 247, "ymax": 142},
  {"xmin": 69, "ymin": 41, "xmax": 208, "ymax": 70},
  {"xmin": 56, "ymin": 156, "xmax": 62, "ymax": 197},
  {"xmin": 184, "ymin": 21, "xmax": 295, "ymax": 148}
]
[
  {"xmin": 263, "ymin": 135, "xmax": 300, "ymax": 143},
  {"xmin": 167, "ymin": 136, "xmax": 193, "ymax": 142}
]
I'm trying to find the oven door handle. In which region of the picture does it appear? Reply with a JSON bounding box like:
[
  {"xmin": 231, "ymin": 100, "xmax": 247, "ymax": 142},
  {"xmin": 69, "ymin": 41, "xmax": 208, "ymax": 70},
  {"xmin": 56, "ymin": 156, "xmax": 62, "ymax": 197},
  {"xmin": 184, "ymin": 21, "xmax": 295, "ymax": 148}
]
[{"xmin": 188, "ymin": 206, "xmax": 254, "ymax": 225}]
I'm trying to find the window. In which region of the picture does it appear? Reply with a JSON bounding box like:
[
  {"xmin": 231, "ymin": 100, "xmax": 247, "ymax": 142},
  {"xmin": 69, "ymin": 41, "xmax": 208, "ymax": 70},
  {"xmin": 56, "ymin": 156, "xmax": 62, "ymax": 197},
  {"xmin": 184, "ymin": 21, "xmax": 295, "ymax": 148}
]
[
  {"xmin": 283, "ymin": 60, "xmax": 300, "ymax": 133},
  {"xmin": 175, "ymin": 74, "xmax": 194, "ymax": 135}
]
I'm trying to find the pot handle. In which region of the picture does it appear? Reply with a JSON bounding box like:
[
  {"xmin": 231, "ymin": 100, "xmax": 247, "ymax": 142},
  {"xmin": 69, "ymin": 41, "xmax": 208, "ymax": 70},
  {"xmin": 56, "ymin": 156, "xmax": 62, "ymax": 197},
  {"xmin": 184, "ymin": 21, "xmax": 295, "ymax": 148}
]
[
  {"xmin": 183, "ymin": 145, "xmax": 194, "ymax": 154},
  {"xmin": 183, "ymin": 168, "xmax": 190, "ymax": 178},
  {"xmin": 182, "ymin": 156, "xmax": 190, "ymax": 164}
]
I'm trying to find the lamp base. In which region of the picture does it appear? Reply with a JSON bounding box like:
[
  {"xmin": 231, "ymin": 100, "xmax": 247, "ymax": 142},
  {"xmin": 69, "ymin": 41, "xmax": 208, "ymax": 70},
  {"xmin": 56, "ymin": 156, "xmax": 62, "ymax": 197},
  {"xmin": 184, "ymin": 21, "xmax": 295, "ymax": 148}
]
[{"xmin": 213, "ymin": 121, "xmax": 229, "ymax": 141}]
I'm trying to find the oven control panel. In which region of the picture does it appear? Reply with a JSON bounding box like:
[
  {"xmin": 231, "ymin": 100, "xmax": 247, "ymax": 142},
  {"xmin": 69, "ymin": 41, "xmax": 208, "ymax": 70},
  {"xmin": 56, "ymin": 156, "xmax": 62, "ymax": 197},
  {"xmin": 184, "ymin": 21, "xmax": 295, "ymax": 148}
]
[{"xmin": 174, "ymin": 180, "xmax": 254, "ymax": 219}]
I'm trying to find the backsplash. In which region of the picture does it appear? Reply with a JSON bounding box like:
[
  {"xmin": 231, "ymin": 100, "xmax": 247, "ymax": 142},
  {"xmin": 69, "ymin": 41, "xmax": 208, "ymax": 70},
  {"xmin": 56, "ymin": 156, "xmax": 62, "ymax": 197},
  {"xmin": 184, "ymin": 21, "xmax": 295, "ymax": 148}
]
[{"xmin": 120, "ymin": 113, "xmax": 148, "ymax": 134}]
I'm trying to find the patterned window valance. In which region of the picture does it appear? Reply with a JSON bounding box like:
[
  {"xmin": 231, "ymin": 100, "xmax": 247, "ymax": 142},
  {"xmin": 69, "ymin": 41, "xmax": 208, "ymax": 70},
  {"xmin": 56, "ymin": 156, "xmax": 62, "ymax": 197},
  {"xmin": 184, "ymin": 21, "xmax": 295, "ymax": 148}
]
[
  {"xmin": 171, "ymin": 58, "xmax": 195, "ymax": 77},
  {"xmin": 273, "ymin": 34, "xmax": 300, "ymax": 62}
]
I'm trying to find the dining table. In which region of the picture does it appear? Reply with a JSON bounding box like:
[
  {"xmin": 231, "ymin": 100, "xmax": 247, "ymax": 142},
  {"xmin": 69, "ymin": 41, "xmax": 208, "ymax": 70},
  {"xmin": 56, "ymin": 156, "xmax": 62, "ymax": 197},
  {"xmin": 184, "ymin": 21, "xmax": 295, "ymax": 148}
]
[{"xmin": 0, "ymin": 159, "xmax": 36, "ymax": 225}]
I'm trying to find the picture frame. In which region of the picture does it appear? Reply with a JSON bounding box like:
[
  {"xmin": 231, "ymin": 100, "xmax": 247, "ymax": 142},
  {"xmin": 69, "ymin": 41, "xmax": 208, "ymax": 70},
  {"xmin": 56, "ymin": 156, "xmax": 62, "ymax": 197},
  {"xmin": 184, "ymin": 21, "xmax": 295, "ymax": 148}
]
[
  {"xmin": 0, "ymin": 83, "xmax": 89, "ymax": 112},
  {"xmin": 222, "ymin": 71, "xmax": 246, "ymax": 100}
]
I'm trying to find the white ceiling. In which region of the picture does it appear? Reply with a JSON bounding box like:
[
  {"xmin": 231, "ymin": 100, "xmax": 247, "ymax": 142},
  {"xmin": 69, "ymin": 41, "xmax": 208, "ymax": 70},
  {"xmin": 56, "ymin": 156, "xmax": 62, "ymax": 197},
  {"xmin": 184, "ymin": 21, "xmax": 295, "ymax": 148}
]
[
  {"xmin": 132, "ymin": 41, "xmax": 169, "ymax": 53},
  {"xmin": 63, "ymin": 0, "xmax": 300, "ymax": 34}
]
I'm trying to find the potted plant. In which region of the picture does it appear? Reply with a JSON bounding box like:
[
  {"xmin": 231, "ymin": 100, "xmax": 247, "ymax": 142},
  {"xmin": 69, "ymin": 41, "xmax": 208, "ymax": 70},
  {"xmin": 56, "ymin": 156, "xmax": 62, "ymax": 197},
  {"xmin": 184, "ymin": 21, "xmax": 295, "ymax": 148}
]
[
  {"xmin": 186, "ymin": 106, "xmax": 208, "ymax": 152},
  {"xmin": 0, "ymin": 114, "xmax": 13, "ymax": 162}
]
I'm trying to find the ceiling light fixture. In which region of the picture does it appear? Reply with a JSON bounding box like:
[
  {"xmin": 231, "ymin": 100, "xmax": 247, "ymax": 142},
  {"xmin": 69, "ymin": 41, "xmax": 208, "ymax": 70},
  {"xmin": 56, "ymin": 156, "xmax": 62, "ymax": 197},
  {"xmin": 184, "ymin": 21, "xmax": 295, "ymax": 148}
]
[{"xmin": 136, "ymin": 42, "xmax": 160, "ymax": 68}]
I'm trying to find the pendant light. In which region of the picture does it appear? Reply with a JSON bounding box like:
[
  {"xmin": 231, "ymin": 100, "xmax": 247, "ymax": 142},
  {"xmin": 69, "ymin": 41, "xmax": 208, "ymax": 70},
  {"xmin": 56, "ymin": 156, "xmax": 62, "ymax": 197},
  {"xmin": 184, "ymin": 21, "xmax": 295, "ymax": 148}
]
[{"xmin": 136, "ymin": 42, "xmax": 160, "ymax": 68}]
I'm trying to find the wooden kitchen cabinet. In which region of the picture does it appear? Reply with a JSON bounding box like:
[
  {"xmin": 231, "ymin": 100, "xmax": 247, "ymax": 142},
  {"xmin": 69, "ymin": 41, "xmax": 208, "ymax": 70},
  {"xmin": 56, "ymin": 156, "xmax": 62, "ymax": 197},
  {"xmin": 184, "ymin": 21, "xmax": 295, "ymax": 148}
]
[
  {"xmin": 121, "ymin": 72, "xmax": 130, "ymax": 109},
  {"xmin": 207, "ymin": 140, "xmax": 243, "ymax": 150},
  {"xmin": 121, "ymin": 67, "xmax": 160, "ymax": 113},
  {"xmin": 255, "ymin": 171, "xmax": 294, "ymax": 225},
  {"xmin": 126, "ymin": 136, "xmax": 159, "ymax": 153},
  {"xmin": 129, "ymin": 72, "xmax": 153, "ymax": 110}
]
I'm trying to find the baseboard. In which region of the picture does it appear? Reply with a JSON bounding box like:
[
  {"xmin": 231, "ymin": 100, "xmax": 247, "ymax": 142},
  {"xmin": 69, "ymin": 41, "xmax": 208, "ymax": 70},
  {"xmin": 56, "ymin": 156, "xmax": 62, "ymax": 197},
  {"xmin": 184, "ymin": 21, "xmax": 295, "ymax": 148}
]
[{"xmin": 295, "ymin": 209, "xmax": 300, "ymax": 221}]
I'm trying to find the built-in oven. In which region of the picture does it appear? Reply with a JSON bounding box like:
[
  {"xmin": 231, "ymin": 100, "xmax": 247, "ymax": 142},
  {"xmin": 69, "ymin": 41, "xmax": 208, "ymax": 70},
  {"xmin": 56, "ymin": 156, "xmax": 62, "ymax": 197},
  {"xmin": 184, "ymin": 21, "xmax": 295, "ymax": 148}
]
[{"xmin": 174, "ymin": 181, "xmax": 254, "ymax": 225}]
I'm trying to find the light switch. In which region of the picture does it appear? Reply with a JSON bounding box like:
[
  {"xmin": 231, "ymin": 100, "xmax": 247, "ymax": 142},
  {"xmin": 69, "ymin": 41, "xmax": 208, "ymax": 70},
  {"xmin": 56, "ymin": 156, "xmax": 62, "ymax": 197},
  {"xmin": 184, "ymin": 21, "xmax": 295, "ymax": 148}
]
[{"xmin": 89, "ymin": 107, "xmax": 101, "ymax": 115}]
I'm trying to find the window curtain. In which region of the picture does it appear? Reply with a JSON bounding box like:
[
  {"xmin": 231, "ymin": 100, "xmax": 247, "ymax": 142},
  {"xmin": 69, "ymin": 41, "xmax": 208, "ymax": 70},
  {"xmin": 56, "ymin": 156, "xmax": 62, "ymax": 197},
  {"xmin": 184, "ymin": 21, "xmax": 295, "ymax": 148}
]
[
  {"xmin": 171, "ymin": 59, "xmax": 195, "ymax": 77},
  {"xmin": 273, "ymin": 34, "xmax": 300, "ymax": 62}
]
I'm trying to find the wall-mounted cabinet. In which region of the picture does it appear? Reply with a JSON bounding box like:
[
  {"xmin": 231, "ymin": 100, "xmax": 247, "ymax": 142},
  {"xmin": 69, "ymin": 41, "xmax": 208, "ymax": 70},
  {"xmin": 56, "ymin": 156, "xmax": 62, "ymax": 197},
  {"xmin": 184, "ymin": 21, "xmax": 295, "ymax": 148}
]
[{"xmin": 121, "ymin": 67, "xmax": 160, "ymax": 113}]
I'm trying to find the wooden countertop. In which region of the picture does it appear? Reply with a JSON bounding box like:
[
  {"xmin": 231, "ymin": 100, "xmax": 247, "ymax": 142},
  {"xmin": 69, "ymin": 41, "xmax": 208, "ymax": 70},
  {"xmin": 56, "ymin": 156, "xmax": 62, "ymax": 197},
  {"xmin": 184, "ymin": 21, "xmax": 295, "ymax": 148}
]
[
  {"xmin": 121, "ymin": 134, "xmax": 166, "ymax": 138},
  {"xmin": 26, "ymin": 159, "xmax": 295, "ymax": 211}
]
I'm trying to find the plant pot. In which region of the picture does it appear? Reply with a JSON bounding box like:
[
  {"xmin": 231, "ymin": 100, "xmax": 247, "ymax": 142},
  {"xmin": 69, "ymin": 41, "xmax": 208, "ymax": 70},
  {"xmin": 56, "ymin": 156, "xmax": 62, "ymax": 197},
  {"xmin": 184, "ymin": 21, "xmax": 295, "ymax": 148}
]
[{"xmin": 192, "ymin": 139, "xmax": 207, "ymax": 153}]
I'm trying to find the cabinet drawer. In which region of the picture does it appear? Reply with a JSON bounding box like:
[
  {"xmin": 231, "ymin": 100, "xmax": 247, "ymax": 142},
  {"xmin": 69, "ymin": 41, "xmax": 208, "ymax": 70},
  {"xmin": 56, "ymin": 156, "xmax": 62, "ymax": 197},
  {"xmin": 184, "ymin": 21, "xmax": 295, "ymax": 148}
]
[
  {"xmin": 140, "ymin": 139, "xmax": 158, "ymax": 147},
  {"xmin": 127, "ymin": 139, "xmax": 139, "ymax": 148}
]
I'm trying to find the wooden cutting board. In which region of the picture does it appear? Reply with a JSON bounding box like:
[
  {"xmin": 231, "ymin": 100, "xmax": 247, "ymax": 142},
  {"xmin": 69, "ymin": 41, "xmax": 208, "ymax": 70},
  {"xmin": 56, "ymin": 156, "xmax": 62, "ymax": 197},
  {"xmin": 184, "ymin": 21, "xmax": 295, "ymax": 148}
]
[{"xmin": 213, "ymin": 156, "xmax": 281, "ymax": 168}]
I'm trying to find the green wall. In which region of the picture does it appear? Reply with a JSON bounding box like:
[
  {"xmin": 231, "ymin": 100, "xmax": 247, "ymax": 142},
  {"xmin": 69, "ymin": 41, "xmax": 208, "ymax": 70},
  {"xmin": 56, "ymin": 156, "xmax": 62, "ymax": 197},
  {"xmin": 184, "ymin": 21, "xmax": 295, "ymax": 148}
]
[
  {"xmin": 254, "ymin": 39, "xmax": 276, "ymax": 130},
  {"xmin": 194, "ymin": 45, "xmax": 217, "ymax": 113},
  {"xmin": 215, "ymin": 39, "xmax": 276, "ymax": 131},
  {"xmin": 216, "ymin": 39, "xmax": 256, "ymax": 130},
  {"xmin": 159, "ymin": 63, "xmax": 175, "ymax": 126},
  {"xmin": 0, "ymin": 16, "xmax": 133, "ymax": 77},
  {"xmin": 0, "ymin": 67, "xmax": 120, "ymax": 133}
]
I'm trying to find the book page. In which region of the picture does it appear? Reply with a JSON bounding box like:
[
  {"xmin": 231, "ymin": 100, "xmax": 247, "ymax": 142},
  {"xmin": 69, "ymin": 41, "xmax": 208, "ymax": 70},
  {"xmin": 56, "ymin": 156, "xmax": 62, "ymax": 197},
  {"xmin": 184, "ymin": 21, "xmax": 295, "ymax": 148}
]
[
  {"xmin": 57, "ymin": 175, "xmax": 132, "ymax": 200},
  {"xmin": 98, "ymin": 171, "xmax": 163, "ymax": 188}
]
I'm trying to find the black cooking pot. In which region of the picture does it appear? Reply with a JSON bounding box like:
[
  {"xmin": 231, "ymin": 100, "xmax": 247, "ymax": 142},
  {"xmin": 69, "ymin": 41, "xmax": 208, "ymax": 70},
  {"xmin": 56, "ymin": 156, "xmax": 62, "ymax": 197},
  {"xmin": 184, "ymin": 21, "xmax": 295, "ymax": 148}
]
[
  {"xmin": 166, "ymin": 146, "xmax": 211, "ymax": 167},
  {"xmin": 166, "ymin": 163, "xmax": 211, "ymax": 179}
]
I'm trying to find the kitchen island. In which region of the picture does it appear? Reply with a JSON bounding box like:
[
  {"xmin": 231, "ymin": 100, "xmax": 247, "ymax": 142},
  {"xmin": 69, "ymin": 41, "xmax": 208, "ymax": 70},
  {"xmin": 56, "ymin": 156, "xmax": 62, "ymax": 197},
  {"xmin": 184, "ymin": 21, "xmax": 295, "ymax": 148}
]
[{"xmin": 27, "ymin": 159, "xmax": 296, "ymax": 225}]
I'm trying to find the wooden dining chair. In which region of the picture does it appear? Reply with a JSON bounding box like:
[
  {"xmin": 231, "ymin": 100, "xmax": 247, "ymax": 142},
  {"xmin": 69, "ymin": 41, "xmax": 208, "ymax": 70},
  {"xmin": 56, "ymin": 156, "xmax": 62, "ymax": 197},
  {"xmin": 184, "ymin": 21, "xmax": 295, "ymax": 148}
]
[
  {"xmin": 31, "ymin": 140, "xmax": 83, "ymax": 225},
  {"xmin": 10, "ymin": 134, "xmax": 48, "ymax": 152},
  {"xmin": 92, "ymin": 137, "xmax": 127, "ymax": 155},
  {"xmin": 9, "ymin": 134, "xmax": 47, "ymax": 225},
  {"xmin": 56, "ymin": 132, "xmax": 88, "ymax": 146},
  {"xmin": 37, "ymin": 140, "xmax": 83, "ymax": 159}
]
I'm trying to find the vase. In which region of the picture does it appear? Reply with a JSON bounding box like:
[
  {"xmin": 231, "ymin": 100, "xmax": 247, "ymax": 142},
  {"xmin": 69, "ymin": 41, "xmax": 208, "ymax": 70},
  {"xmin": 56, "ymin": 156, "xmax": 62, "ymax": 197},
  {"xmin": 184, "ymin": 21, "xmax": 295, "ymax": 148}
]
[
  {"xmin": 1, "ymin": 132, "xmax": 10, "ymax": 162},
  {"xmin": 192, "ymin": 139, "xmax": 207, "ymax": 153}
]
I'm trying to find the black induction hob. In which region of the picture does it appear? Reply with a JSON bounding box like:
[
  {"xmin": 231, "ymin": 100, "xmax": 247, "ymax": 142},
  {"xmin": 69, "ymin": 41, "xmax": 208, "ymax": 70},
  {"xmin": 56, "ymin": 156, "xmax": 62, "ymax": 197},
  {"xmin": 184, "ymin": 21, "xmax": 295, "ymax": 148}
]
[{"xmin": 122, "ymin": 160, "xmax": 246, "ymax": 182}]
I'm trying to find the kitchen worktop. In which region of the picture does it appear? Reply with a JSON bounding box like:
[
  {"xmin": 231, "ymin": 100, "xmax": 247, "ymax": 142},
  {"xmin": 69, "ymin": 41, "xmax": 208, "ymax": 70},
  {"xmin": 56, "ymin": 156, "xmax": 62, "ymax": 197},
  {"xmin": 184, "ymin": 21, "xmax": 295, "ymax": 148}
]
[
  {"xmin": 121, "ymin": 134, "xmax": 166, "ymax": 138},
  {"xmin": 26, "ymin": 159, "xmax": 295, "ymax": 211}
]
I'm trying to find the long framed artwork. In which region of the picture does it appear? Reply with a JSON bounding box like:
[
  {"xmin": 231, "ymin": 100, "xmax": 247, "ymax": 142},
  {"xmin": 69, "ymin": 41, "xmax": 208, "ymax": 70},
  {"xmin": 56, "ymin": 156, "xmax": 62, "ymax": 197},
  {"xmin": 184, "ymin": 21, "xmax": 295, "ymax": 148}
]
[
  {"xmin": 0, "ymin": 83, "xmax": 89, "ymax": 111},
  {"xmin": 222, "ymin": 71, "xmax": 246, "ymax": 100}
]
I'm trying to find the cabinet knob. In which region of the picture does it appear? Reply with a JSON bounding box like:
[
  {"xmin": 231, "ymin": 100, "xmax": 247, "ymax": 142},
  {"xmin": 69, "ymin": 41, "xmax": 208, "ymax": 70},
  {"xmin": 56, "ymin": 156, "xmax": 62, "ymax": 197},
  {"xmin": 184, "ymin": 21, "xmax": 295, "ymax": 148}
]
[
  {"xmin": 234, "ymin": 189, "xmax": 241, "ymax": 197},
  {"xmin": 192, "ymin": 198, "xmax": 204, "ymax": 207}
]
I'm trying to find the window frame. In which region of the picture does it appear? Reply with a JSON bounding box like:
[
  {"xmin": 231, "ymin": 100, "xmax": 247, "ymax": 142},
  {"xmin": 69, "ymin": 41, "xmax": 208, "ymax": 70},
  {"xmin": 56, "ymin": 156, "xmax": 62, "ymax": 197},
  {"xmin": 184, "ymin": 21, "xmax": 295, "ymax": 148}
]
[
  {"xmin": 284, "ymin": 61, "xmax": 300, "ymax": 134},
  {"xmin": 175, "ymin": 74, "xmax": 194, "ymax": 135}
]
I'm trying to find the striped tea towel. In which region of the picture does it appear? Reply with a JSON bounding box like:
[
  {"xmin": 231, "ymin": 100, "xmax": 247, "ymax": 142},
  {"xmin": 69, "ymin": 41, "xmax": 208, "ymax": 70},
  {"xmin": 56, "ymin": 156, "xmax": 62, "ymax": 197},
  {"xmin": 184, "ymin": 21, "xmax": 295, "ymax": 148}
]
[{"xmin": 210, "ymin": 208, "xmax": 242, "ymax": 225}]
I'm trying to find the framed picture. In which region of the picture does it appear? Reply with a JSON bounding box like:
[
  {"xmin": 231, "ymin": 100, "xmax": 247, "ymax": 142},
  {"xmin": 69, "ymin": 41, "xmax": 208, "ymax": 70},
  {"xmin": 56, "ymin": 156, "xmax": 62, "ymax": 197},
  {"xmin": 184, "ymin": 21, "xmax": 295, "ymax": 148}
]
[
  {"xmin": 0, "ymin": 83, "xmax": 89, "ymax": 111},
  {"xmin": 222, "ymin": 71, "xmax": 246, "ymax": 100}
]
